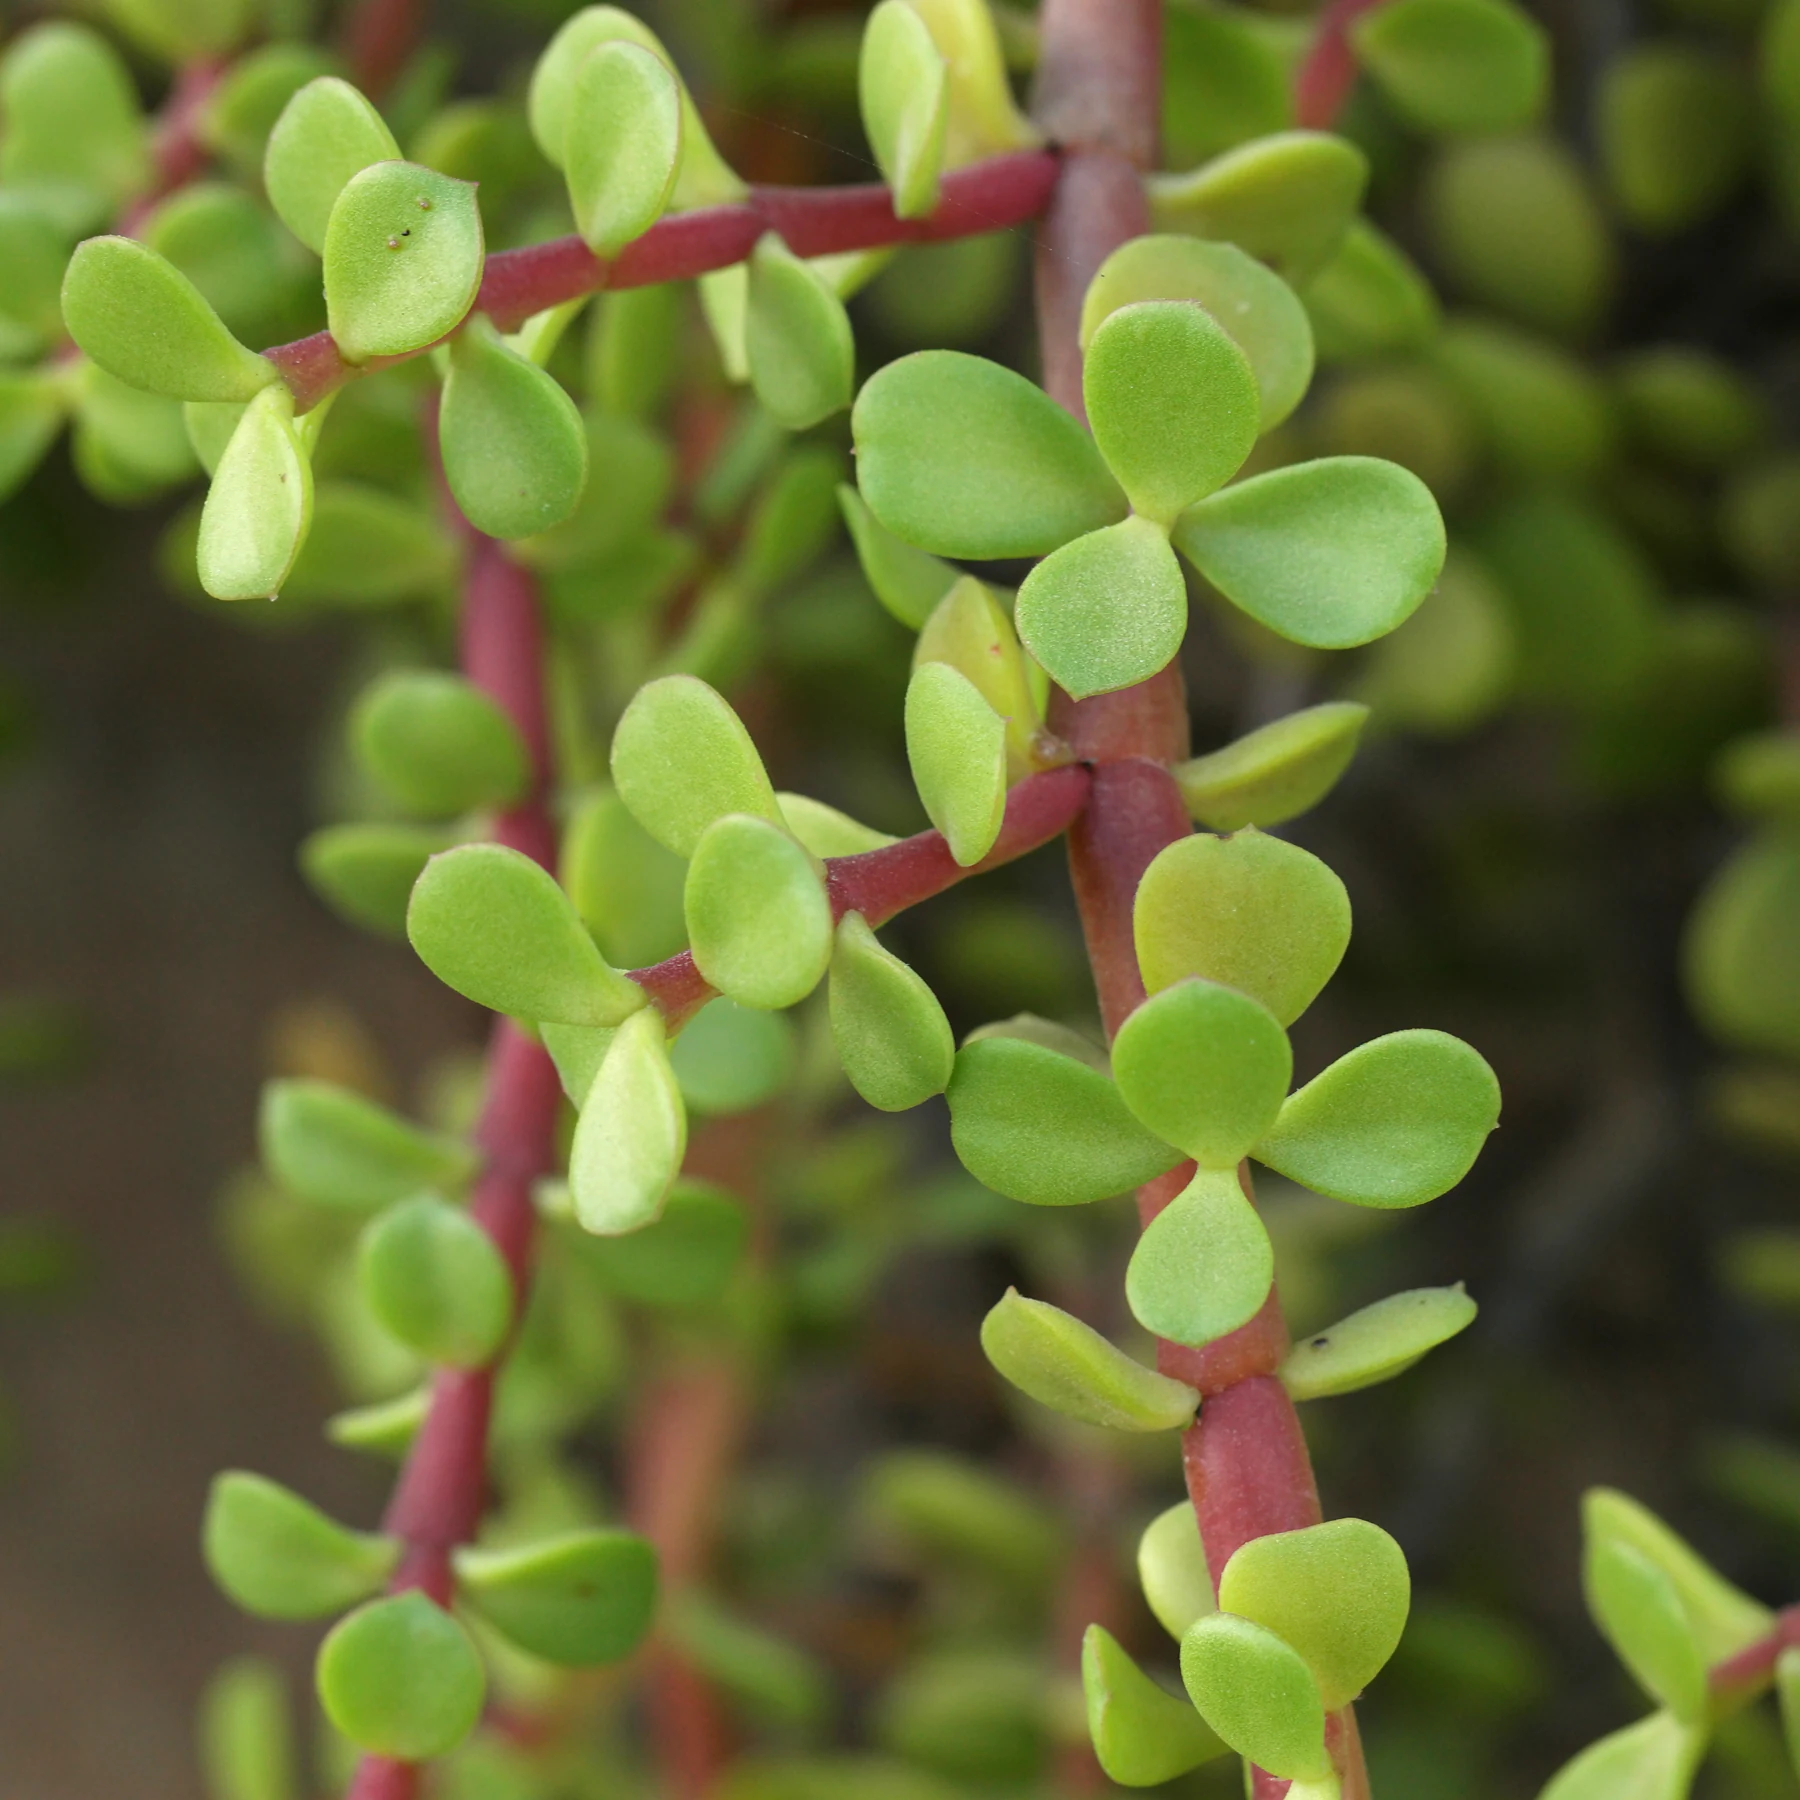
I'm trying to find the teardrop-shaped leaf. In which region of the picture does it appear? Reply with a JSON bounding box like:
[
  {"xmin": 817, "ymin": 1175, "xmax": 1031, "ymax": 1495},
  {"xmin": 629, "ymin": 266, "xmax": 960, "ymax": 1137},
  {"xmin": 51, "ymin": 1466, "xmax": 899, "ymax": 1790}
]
[
  {"xmin": 301, "ymin": 822, "xmax": 452, "ymax": 939},
  {"xmin": 316, "ymin": 1593, "xmax": 485, "ymax": 1760},
  {"xmin": 981, "ymin": 1288, "xmax": 1199, "ymax": 1431},
  {"xmin": 1082, "ymin": 235, "xmax": 1316, "ymax": 432},
  {"xmin": 457, "ymin": 1529, "xmax": 657, "ymax": 1666},
  {"xmin": 407, "ymin": 842, "xmax": 647, "ymax": 1026},
  {"xmin": 1352, "ymin": 0, "xmax": 1548, "ymax": 136},
  {"xmin": 838, "ymin": 483, "xmax": 958, "ymax": 628},
  {"xmin": 1174, "ymin": 455, "xmax": 1445, "ymax": 650},
  {"xmin": 565, "ymin": 40, "xmax": 681, "ymax": 256},
  {"xmin": 62, "ymin": 236, "xmax": 276, "ymax": 403},
  {"xmin": 1281, "ymin": 1285, "xmax": 1478, "ymax": 1400},
  {"xmin": 259, "ymin": 1078, "xmax": 476, "ymax": 1210},
  {"xmin": 946, "ymin": 1035, "xmax": 1184, "ymax": 1206},
  {"xmin": 853, "ymin": 350, "xmax": 1127, "ymax": 558},
  {"xmin": 1540, "ymin": 1711, "xmax": 1706, "ymax": 1800},
  {"xmin": 611, "ymin": 674, "xmax": 782, "ymax": 857},
  {"xmin": 861, "ymin": 0, "xmax": 949, "ymax": 218},
  {"xmin": 686, "ymin": 814, "xmax": 833, "ymax": 1010},
  {"xmin": 746, "ymin": 233, "xmax": 855, "ymax": 430},
  {"xmin": 351, "ymin": 669, "xmax": 529, "ymax": 817},
  {"xmin": 323, "ymin": 162, "xmax": 483, "ymax": 363},
  {"xmin": 1180, "ymin": 1612, "xmax": 1329, "ymax": 1780},
  {"xmin": 1083, "ymin": 1626, "xmax": 1227, "ymax": 1786},
  {"xmin": 1217, "ymin": 1518, "xmax": 1410, "ymax": 1710},
  {"xmin": 1084, "ymin": 301, "xmax": 1260, "ymax": 524},
  {"xmin": 1140, "ymin": 1503, "xmax": 1216, "ymax": 1640},
  {"xmin": 914, "ymin": 576, "xmax": 1043, "ymax": 775},
  {"xmin": 204, "ymin": 1472, "xmax": 397, "ymax": 1620},
  {"xmin": 357, "ymin": 1196, "xmax": 513, "ymax": 1369},
  {"xmin": 1126, "ymin": 1166, "xmax": 1273, "ymax": 1347},
  {"xmin": 568, "ymin": 1003, "xmax": 687, "ymax": 1234},
  {"xmin": 197, "ymin": 383, "xmax": 313, "ymax": 601},
  {"xmin": 1584, "ymin": 1536, "xmax": 1708, "ymax": 1720},
  {"xmin": 903, "ymin": 0, "xmax": 1038, "ymax": 158},
  {"xmin": 1176, "ymin": 702, "xmax": 1368, "ymax": 832},
  {"xmin": 830, "ymin": 912, "xmax": 955, "ymax": 1111},
  {"xmin": 778, "ymin": 793, "xmax": 898, "ymax": 859},
  {"xmin": 1253, "ymin": 1029, "xmax": 1500, "ymax": 1207},
  {"xmin": 1303, "ymin": 221, "xmax": 1440, "ymax": 365},
  {"xmin": 441, "ymin": 316, "xmax": 588, "ymax": 539},
  {"xmin": 1015, "ymin": 515, "xmax": 1188, "ymax": 700},
  {"xmin": 905, "ymin": 661, "xmax": 1006, "ymax": 866},
  {"xmin": 263, "ymin": 77, "xmax": 400, "ymax": 254},
  {"xmin": 1134, "ymin": 830, "xmax": 1351, "ymax": 1027}
]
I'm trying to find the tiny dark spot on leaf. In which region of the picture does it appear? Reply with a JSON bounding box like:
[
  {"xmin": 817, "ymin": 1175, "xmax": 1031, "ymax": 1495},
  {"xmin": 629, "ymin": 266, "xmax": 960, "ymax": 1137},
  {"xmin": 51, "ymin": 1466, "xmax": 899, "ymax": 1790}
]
[{"xmin": 1311, "ymin": 1335, "xmax": 1329, "ymax": 1347}]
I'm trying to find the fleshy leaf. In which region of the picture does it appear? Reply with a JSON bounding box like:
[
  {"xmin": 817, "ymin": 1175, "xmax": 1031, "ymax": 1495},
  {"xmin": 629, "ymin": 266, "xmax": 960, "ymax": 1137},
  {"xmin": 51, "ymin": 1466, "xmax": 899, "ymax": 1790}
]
[
  {"xmin": 323, "ymin": 162, "xmax": 483, "ymax": 364},
  {"xmin": 301, "ymin": 823, "xmax": 451, "ymax": 939},
  {"xmin": 441, "ymin": 315, "xmax": 588, "ymax": 539},
  {"xmin": 357, "ymin": 1196, "xmax": 513, "ymax": 1369},
  {"xmin": 1281, "ymin": 1285, "xmax": 1478, "ymax": 1400},
  {"xmin": 0, "ymin": 197, "xmax": 73, "ymax": 352},
  {"xmin": 1082, "ymin": 235, "xmax": 1316, "ymax": 432},
  {"xmin": 611, "ymin": 674, "xmax": 782, "ymax": 857},
  {"xmin": 1126, "ymin": 1166, "xmax": 1273, "ymax": 1347},
  {"xmin": 914, "ymin": 576, "xmax": 1043, "ymax": 776},
  {"xmin": 981, "ymin": 1288, "xmax": 1199, "ymax": 1431},
  {"xmin": 1584, "ymin": 1535, "xmax": 1708, "ymax": 1720},
  {"xmin": 838, "ymin": 484, "xmax": 958, "ymax": 628},
  {"xmin": 197, "ymin": 384, "xmax": 312, "ymax": 601},
  {"xmin": 746, "ymin": 234, "xmax": 855, "ymax": 430},
  {"xmin": 1174, "ymin": 455, "xmax": 1445, "ymax": 650},
  {"xmin": 565, "ymin": 40, "xmax": 681, "ymax": 256},
  {"xmin": 351, "ymin": 670, "xmax": 529, "ymax": 817},
  {"xmin": 1539, "ymin": 1711, "xmax": 1705, "ymax": 1800},
  {"xmin": 62, "ymin": 236, "xmax": 277, "ymax": 403},
  {"xmin": 316, "ymin": 1593, "xmax": 485, "ymax": 1760},
  {"xmin": 1217, "ymin": 1518, "xmax": 1410, "ymax": 1710},
  {"xmin": 1352, "ymin": 0, "xmax": 1548, "ymax": 136},
  {"xmin": 777, "ymin": 793, "xmax": 898, "ymax": 859},
  {"xmin": 1599, "ymin": 47, "xmax": 1751, "ymax": 237},
  {"xmin": 852, "ymin": 350, "xmax": 1127, "ymax": 558},
  {"xmin": 905, "ymin": 661, "xmax": 1006, "ymax": 866},
  {"xmin": 861, "ymin": 0, "xmax": 948, "ymax": 219},
  {"xmin": 669, "ymin": 999, "xmax": 796, "ymax": 1115},
  {"xmin": 1084, "ymin": 300, "xmax": 1260, "ymax": 523},
  {"xmin": 579, "ymin": 1178, "xmax": 747, "ymax": 1305},
  {"xmin": 946, "ymin": 1036, "xmax": 1183, "ymax": 1206},
  {"xmin": 1303, "ymin": 221, "xmax": 1440, "ymax": 364},
  {"xmin": 1253, "ymin": 1029, "xmax": 1500, "ymax": 1207},
  {"xmin": 259, "ymin": 1078, "xmax": 475, "ymax": 1210},
  {"xmin": 457, "ymin": 1530, "xmax": 657, "ymax": 1666},
  {"xmin": 1140, "ymin": 1503, "xmax": 1216, "ymax": 1640},
  {"xmin": 204, "ymin": 1472, "xmax": 396, "ymax": 1620},
  {"xmin": 263, "ymin": 77, "xmax": 400, "ymax": 254},
  {"xmin": 568, "ymin": 1004, "xmax": 686, "ymax": 1233},
  {"xmin": 830, "ymin": 912, "xmax": 955, "ymax": 1111},
  {"xmin": 1015, "ymin": 514, "xmax": 1187, "ymax": 700},
  {"xmin": 1684, "ymin": 834, "xmax": 1800, "ymax": 1061},
  {"xmin": 284, "ymin": 482, "xmax": 452, "ymax": 605},
  {"xmin": 686, "ymin": 815, "xmax": 833, "ymax": 1010},
  {"xmin": 561, "ymin": 786, "xmax": 688, "ymax": 970},
  {"xmin": 903, "ymin": 0, "xmax": 1038, "ymax": 159},
  {"xmin": 198, "ymin": 1658, "xmax": 297, "ymax": 1800},
  {"xmin": 407, "ymin": 842, "xmax": 647, "ymax": 1026},
  {"xmin": 1083, "ymin": 1626, "xmax": 1227, "ymax": 1787},
  {"xmin": 1180, "ymin": 1612, "xmax": 1330, "ymax": 1780},
  {"xmin": 0, "ymin": 369, "xmax": 67, "ymax": 505},
  {"xmin": 1176, "ymin": 702, "xmax": 1369, "ymax": 832},
  {"xmin": 1134, "ymin": 830, "xmax": 1351, "ymax": 1027}
]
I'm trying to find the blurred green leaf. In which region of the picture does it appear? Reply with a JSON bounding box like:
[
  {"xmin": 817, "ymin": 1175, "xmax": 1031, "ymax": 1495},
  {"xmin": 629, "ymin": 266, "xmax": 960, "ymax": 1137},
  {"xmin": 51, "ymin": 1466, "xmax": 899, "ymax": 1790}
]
[
  {"xmin": 260, "ymin": 1078, "xmax": 475, "ymax": 1210},
  {"xmin": 457, "ymin": 1529, "xmax": 656, "ymax": 1665},
  {"xmin": 1353, "ymin": 0, "xmax": 1548, "ymax": 135},
  {"xmin": 358, "ymin": 1196, "xmax": 513, "ymax": 1369},
  {"xmin": 199, "ymin": 1658, "xmax": 297, "ymax": 1800},
  {"xmin": 204, "ymin": 1470, "xmax": 396, "ymax": 1619},
  {"xmin": 316, "ymin": 1592, "xmax": 485, "ymax": 1758}
]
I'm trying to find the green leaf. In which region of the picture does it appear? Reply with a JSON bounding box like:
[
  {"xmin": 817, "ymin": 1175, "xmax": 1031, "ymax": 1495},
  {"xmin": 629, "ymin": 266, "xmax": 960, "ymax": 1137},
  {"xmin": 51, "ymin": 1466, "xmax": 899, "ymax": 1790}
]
[
  {"xmin": 1163, "ymin": 2, "xmax": 1293, "ymax": 171},
  {"xmin": 1148, "ymin": 131, "xmax": 1369, "ymax": 283},
  {"xmin": 0, "ymin": 194, "xmax": 73, "ymax": 354},
  {"xmin": 565, "ymin": 40, "xmax": 681, "ymax": 256},
  {"xmin": 905, "ymin": 661, "xmax": 1006, "ymax": 866},
  {"xmin": 1139, "ymin": 1502, "xmax": 1216, "ymax": 1640},
  {"xmin": 1126, "ymin": 1166, "xmax": 1274, "ymax": 1347},
  {"xmin": 738, "ymin": 442, "xmax": 844, "ymax": 599},
  {"xmin": 744, "ymin": 233, "xmax": 855, "ymax": 430},
  {"xmin": 1082, "ymin": 235, "xmax": 1315, "ymax": 432},
  {"xmin": 1083, "ymin": 301, "xmax": 1260, "ymax": 524},
  {"xmin": 301, "ymin": 823, "xmax": 450, "ymax": 939},
  {"xmin": 914, "ymin": 576, "xmax": 1044, "ymax": 776},
  {"xmin": 901, "ymin": 0, "xmax": 1038, "ymax": 160},
  {"xmin": 669, "ymin": 997, "xmax": 796, "ymax": 1113},
  {"xmin": 1217, "ymin": 1518, "xmax": 1410, "ymax": 1709},
  {"xmin": 1174, "ymin": 455, "xmax": 1445, "ymax": 650},
  {"xmin": 1715, "ymin": 733, "xmax": 1800, "ymax": 823},
  {"xmin": 197, "ymin": 384, "xmax": 314, "ymax": 602},
  {"xmin": 1281, "ymin": 1285, "xmax": 1478, "ymax": 1400},
  {"xmin": 142, "ymin": 184, "xmax": 289, "ymax": 344},
  {"xmin": 852, "ymin": 350, "xmax": 1127, "ymax": 558},
  {"xmin": 0, "ymin": 369, "xmax": 65, "ymax": 506},
  {"xmin": 947, "ymin": 1035, "xmax": 1183, "ymax": 1206},
  {"xmin": 284, "ymin": 483, "xmax": 452, "ymax": 606},
  {"xmin": 1777, "ymin": 1648, "xmax": 1800, "ymax": 1777},
  {"xmin": 323, "ymin": 162, "xmax": 483, "ymax": 364},
  {"xmin": 861, "ymin": 0, "xmax": 948, "ymax": 219},
  {"xmin": 1540, "ymin": 1712, "xmax": 1706, "ymax": 1800},
  {"xmin": 1617, "ymin": 348, "xmax": 1766, "ymax": 473},
  {"xmin": 779, "ymin": 793, "xmax": 899, "ymax": 859},
  {"xmin": 325, "ymin": 1388, "xmax": 429, "ymax": 1459},
  {"xmin": 62, "ymin": 236, "xmax": 276, "ymax": 404},
  {"xmin": 1584, "ymin": 1536, "xmax": 1708, "ymax": 1720},
  {"xmin": 981, "ymin": 1287, "xmax": 1199, "ymax": 1431},
  {"xmin": 204, "ymin": 1471, "xmax": 396, "ymax": 1620},
  {"xmin": 1083, "ymin": 1626, "xmax": 1227, "ymax": 1786},
  {"xmin": 1015, "ymin": 514, "xmax": 1187, "ymax": 700},
  {"xmin": 578, "ymin": 1177, "xmax": 747, "ymax": 1304},
  {"xmin": 357, "ymin": 1196, "xmax": 513, "ymax": 1369},
  {"xmin": 863, "ymin": 1450, "xmax": 1065, "ymax": 1587},
  {"xmin": 1113, "ymin": 978, "xmax": 1291, "ymax": 1167},
  {"xmin": 1686, "ymin": 831, "xmax": 1800, "ymax": 1062},
  {"xmin": 563, "ymin": 786, "xmax": 690, "ymax": 968},
  {"xmin": 407, "ymin": 842, "xmax": 647, "ymax": 1026},
  {"xmin": 440, "ymin": 316, "xmax": 588, "ymax": 539},
  {"xmin": 1600, "ymin": 48, "xmax": 1752, "ymax": 236},
  {"xmin": 1134, "ymin": 829, "xmax": 1351, "ymax": 1026},
  {"xmin": 519, "ymin": 409, "xmax": 673, "ymax": 571},
  {"xmin": 1352, "ymin": 0, "xmax": 1547, "ymax": 136},
  {"xmin": 457, "ymin": 1529, "xmax": 657, "ymax": 1666},
  {"xmin": 1302, "ymin": 222, "xmax": 1440, "ymax": 365},
  {"xmin": 105, "ymin": 0, "xmax": 250, "ymax": 64},
  {"xmin": 203, "ymin": 44, "xmax": 335, "ymax": 180},
  {"xmin": 262, "ymin": 77, "xmax": 400, "ymax": 256},
  {"xmin": 838, "ymin": 484, "xmax": 958, "ymax": 629},
  {"xmin": 1176, "ymin": 702, "xmax": 1368, "ymax": 832},
  {"xmin": 686, "ymin": 814, "xmax": 833, "ymax": 1009},
  {"xmin": 316, "ymin": 1593, "xmax": 485, "ymax": 1760},
  {"xmin": 669, "ymin": 1592, "xmax": 831, "ymax": 1732},
  {"xmin": 568, "ymin": 1003, "xmax": 687, "ymax": 1233},
  {"xmin": 1180, "ymin": 1612, "xmax": 1329, "ymax": 1780},
  {"xmin": 830, "ymin": 912, "xmax": 955, "ymax": 1111},
  {"xmin": 611, "ymin": 674, "xmax": 782, "ymax": 857},
  {"xmin": 259, "ymin": 1078, "xmax": 475, "ymax": 1210},
  {"xmin": 351, "ymin": 670, "xmax": 529, "ymax": 817},
  {"xmin": 73, "ymin": 366, "xmax": 197, "ymax": 502},
  {"xmin": 1254, "ymin": 1029, "xmax": 1500, "ymax": 1207},
  {"xmin": 199, "ymin": 1657, "xmax": 297, "ymax": 1800}
]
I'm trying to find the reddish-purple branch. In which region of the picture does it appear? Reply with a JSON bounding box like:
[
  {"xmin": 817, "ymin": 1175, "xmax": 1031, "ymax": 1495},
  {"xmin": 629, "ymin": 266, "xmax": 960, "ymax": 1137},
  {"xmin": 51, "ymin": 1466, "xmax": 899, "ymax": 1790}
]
[{"xmin": 1292, "ymin": 0, "xmax": 1384, "ymax": 129}]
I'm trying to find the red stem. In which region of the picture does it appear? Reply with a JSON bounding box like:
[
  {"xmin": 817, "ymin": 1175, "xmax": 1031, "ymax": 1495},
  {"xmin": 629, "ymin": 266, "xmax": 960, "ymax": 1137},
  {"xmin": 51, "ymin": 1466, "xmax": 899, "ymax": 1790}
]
[
  {"xmin": 342, "ymin": 0, "xmax": 427, "ymax": 98},
  {"xmin": 1292, "ymin": 0, "xmax": 1384, "ymax": 130},
  {"xmin": 114, "ymin": 57, "xmax": 225, "ymax": 236}
]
